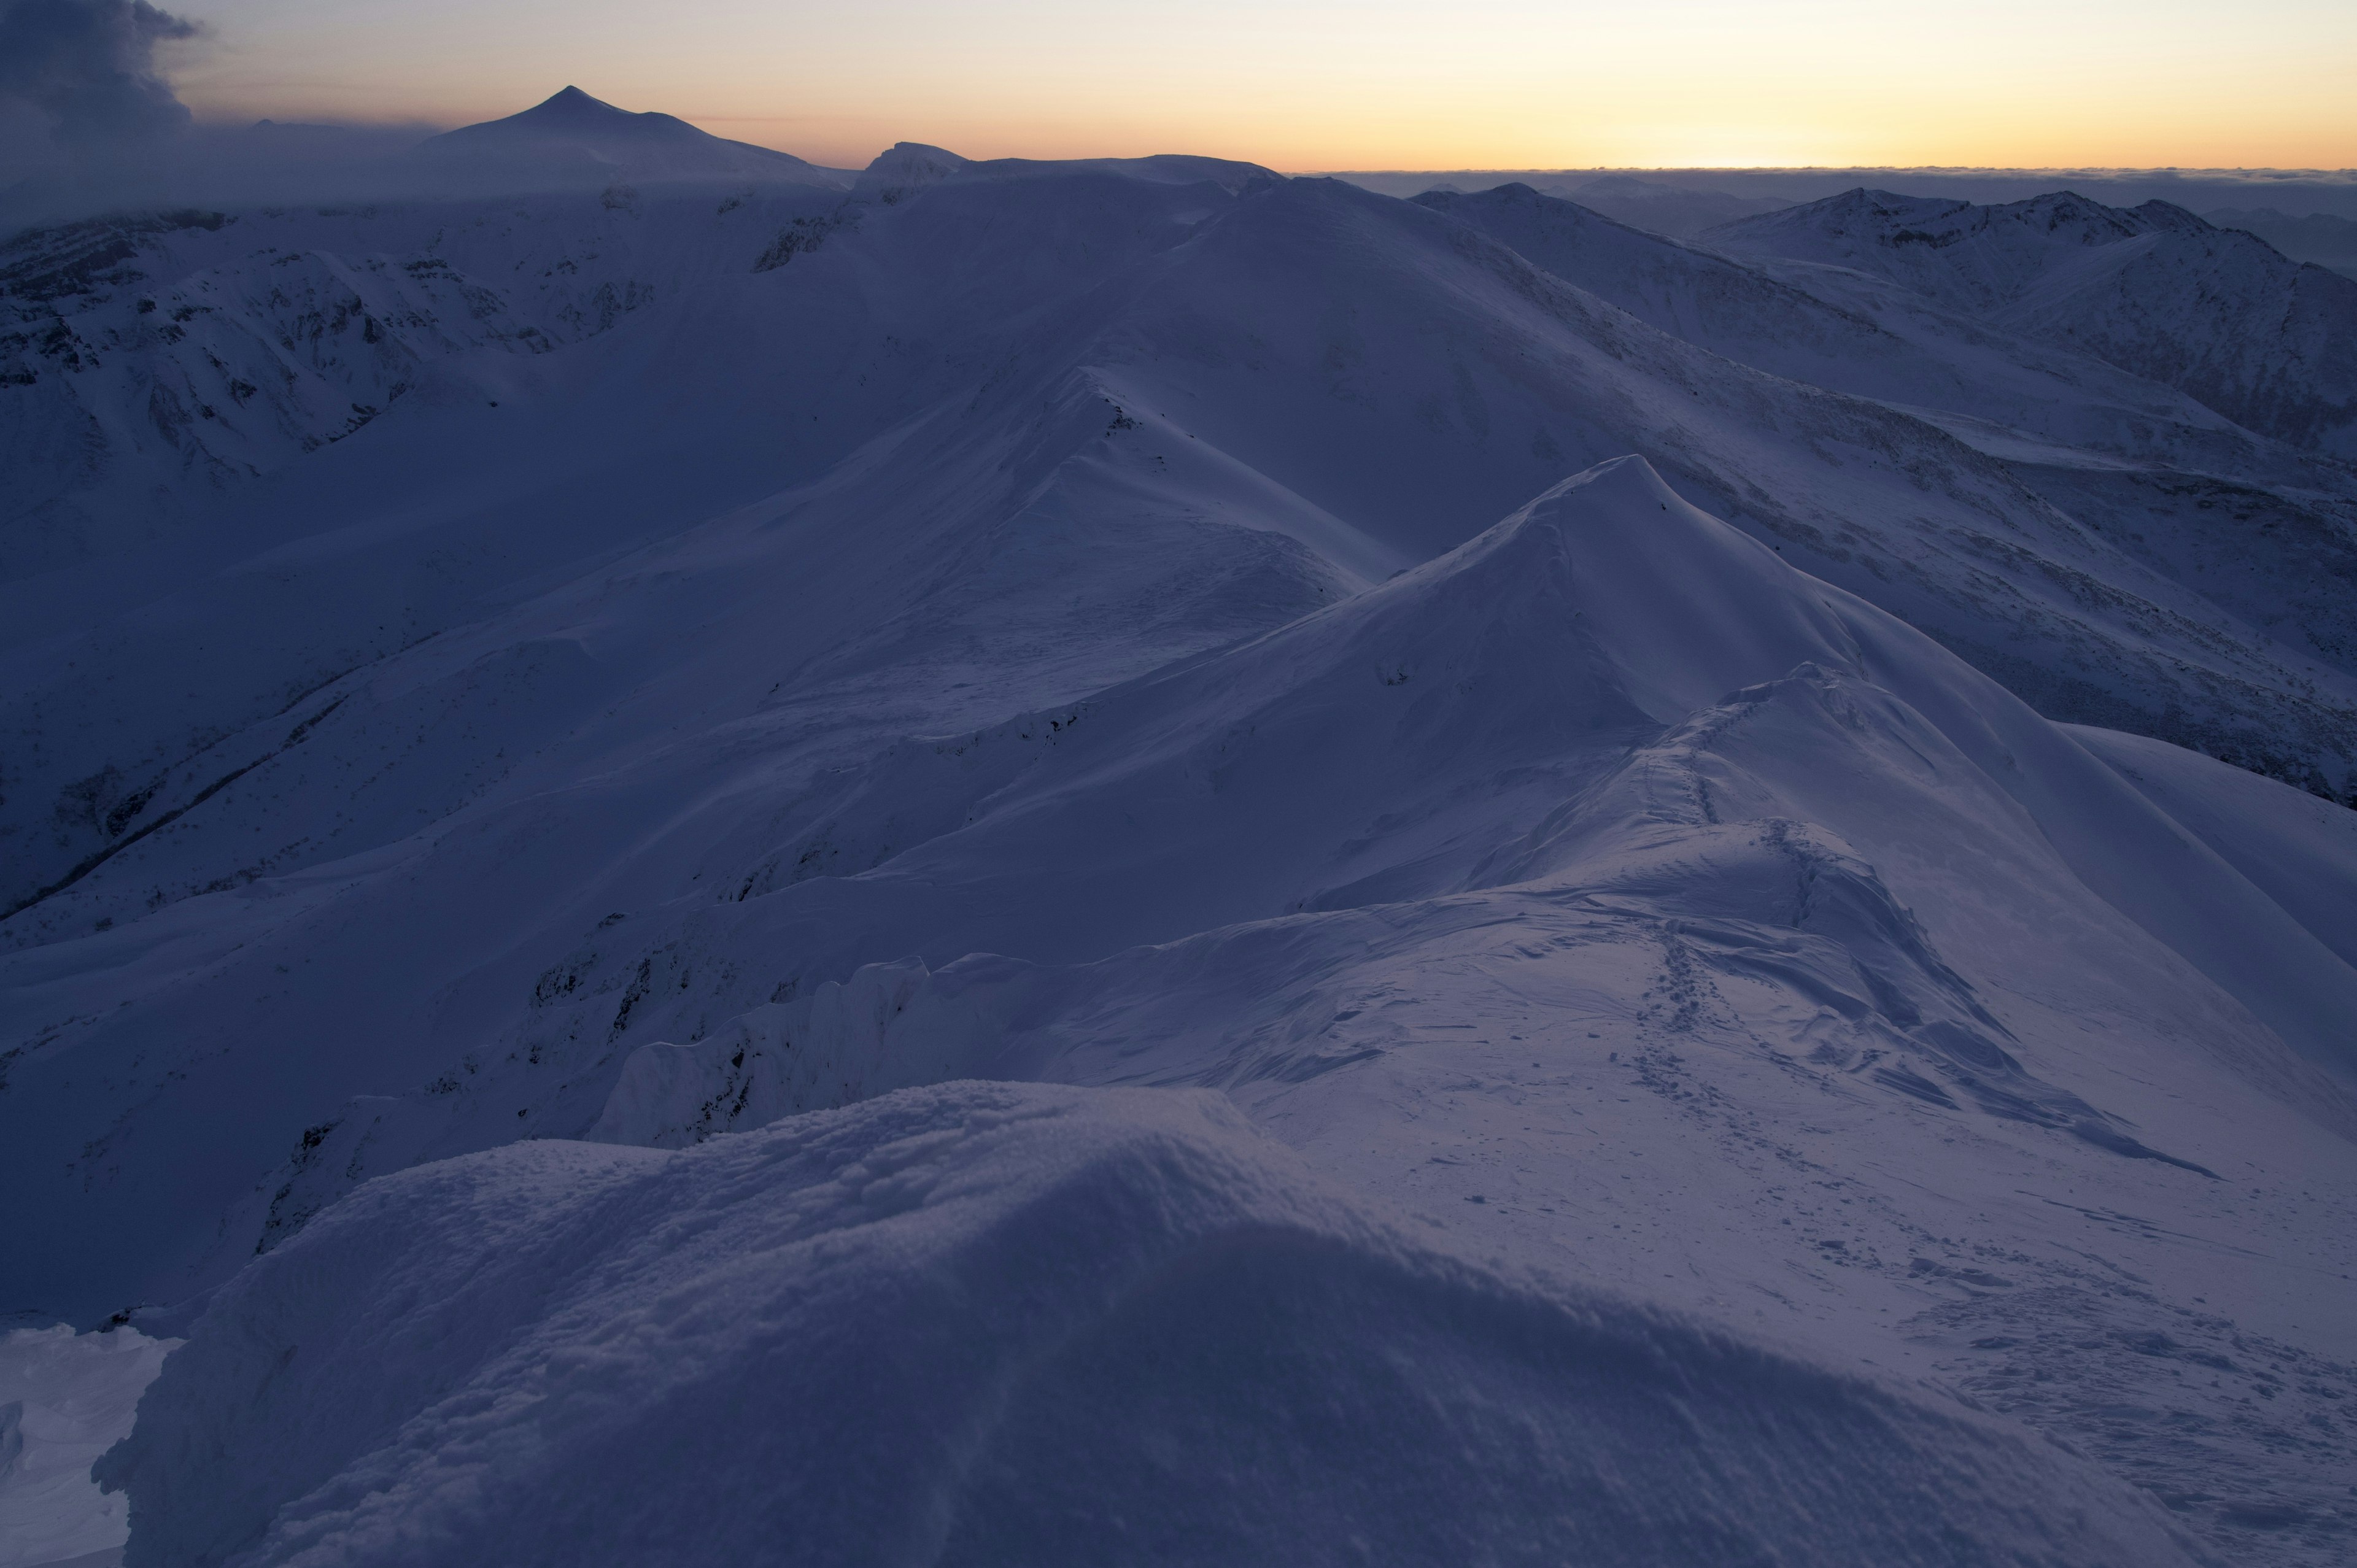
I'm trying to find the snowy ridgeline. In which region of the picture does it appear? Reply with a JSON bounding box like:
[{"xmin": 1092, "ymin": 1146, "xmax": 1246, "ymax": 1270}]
[
  {"xmin": 1703, "ymin": 188, "xmax": 2357, "ymax": 460},
  {"xmin": 3, "ymin": 107, "xmax": 2357, "ymax": 1568}
]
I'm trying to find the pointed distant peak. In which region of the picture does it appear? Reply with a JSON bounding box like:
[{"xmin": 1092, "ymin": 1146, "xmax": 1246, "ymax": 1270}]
[
  {"xmin": 416, "ymin": 87, "xmax": 841, "ymax": 188},
  {"xmin": 426, "ymin": 85, "xmax": 657, "ymax": 143},
  {"xmin": 517, "ymin": 85, "xmax": 637, "ymax": 123}
]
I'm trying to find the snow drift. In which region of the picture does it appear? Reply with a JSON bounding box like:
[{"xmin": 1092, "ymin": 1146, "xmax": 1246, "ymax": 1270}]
[
  {"xmin": 98, "ymin": 1081, "xmax": 2204, "ymax": 1568},
  {"xmin": 0, "ymin": 1323, "xmax": 173, "ymax": 1567}
]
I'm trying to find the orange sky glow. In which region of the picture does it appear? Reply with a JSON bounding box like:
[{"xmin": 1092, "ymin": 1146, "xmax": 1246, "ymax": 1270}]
[{"xmin": 165, "ymin": 0, "xmax": 2357, "ymax": 172}]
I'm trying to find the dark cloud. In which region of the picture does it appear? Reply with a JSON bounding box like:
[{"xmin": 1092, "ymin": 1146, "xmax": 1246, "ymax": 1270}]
[{"xmin": 0, "ymin": 0, "xmax": 203, "ymax": 148}]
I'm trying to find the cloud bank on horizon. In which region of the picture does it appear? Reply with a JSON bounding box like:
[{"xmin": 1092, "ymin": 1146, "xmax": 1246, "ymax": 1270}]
[
  {"xmin": 0, "ymin": 0, "xmax": 435, "ymax": 220},
  {"xmin": 0, "ymin": 0, "xmax": 198, "ymax": 148}
]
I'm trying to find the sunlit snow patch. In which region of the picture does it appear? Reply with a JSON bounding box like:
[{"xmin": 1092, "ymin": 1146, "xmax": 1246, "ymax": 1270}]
[{"xmin": 0, "ymin": 1325, "xmax": 174, "ymax": 1568}]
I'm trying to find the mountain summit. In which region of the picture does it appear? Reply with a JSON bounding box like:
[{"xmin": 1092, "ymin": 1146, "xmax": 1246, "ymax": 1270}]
[
  {"xmin": 474, "ymin": 85, "xmax": 656, "ymax": 131},
  {"xmin": 416, "ymin": 86, "xmax": 845, "ymax": 190}
]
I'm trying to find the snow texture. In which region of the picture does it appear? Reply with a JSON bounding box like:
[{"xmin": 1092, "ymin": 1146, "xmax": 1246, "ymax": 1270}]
[
  {"xmin": 98, "ymin": 1082, "xmax": 2206, "ymax": 1568},
  {"xmin": 0, "ymin": 1325, "xmax": 171, "ymax": 1568}
]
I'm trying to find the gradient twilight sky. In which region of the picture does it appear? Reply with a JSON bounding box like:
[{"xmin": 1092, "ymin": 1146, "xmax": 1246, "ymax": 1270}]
[{"xmin": 162, "ymin": 0, "xmax": 2357, "ymax": 171}]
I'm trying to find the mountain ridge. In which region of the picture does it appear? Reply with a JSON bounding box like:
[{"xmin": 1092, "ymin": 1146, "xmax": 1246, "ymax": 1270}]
[
  {"xmin": 4, "ymin": 114, "xmax": 2356, "ymax": 1568},
  {"xmin": 1705, "ymin": 187, "xmax": 2357, "ymax": 457}
]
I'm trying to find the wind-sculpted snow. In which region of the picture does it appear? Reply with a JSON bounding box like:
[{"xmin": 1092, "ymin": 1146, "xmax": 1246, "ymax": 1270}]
[
  {"xmin": 0, "ymin": 1322, "xmax": 176, "ymax": 1567},
  {"xmin": 545, "ymin": 460, "xmax": 2357, "ymax": 1097},
  {"xmin": 2066, "ymin": 723, "xmax": 2357, "ymax": 971},
  {"xmin": 74, "ymin": 457, "xmax": 2344, "ymax": 1564},
  {"xmin": 98, "ymin": 1082, "xmax": 2205, "ymax": 1568},
  {"xmin": 1707, "ymin": 188, "xmax": 2357, "ymax": 459},
  {"xmin": 6, "ymin": 133, "xmax": 2357, "ymax": 1567}
]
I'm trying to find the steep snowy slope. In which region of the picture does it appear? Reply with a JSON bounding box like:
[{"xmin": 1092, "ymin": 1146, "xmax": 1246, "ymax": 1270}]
[
  {"xmin": 1707, "ymin": 189, "xmax": 2357, "ymax": 458},
  {"xmin": 2067, "ymin": 723, "xmax": 2357, "ymax": 972},
  {"xmin": 5, "ymin": 144, "xmax": 2357, "ymax": 1566},
  {"xmin": 1414, "ymin": 183, "xmax": 2293, "ymax": 476},
  {"xmin": 1148, "ymin": 182, "xmax": 2357, "ymax": 792},
  {"xmin": 0, "ymin": 182, "xmax": 843, "ymax": 576},
  {"xmin": 1419, "ymin": 182, "xmax": 2357, "ymax": 770}
]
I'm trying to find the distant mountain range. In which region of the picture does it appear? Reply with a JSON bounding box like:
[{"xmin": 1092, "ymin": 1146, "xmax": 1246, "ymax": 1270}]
[
  {"xmin": 0, "ymin": 88, "xmax": 855, "ymax": 232},
  {"xmin": 1409, "ymin": 174, "xmax": 1789, "ymax": 237},
  {"xmin": 2206, "ymin": 207, "xmax": 2357, "ymax": 279},
  {"xmin": 1701, "ymin": 188, "xmax": 2357, "ymax": 459},
  {"xmin": 1331, "ymin": 166, "xmax": 2357, "ymax": 222}
]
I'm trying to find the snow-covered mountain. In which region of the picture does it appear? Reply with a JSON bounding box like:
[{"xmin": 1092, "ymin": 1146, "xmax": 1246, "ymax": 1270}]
[
  {"xmin": 1417, "ymin": 185, "xmax": 2284, "ymax": 467},
  {"xmin": 1420, "ymin": 182, "xmax": 2357, "ymax": 776},
  {"xmin": 414, "ymin": 85, "xmax": 845, "ymax": 191},
  {"xmin": 1706, "ymin": 188, "xmax": 2357, "ymax": 458},
  {"xmin": 4, "ymin": 120, "xmax": 2356, "ymax": 1568},
  {"xmin": 10, "ymin": 168, "xmax": 2356, "ymax": 925},
  {"xmin": 0, "ymin": 185, "xmax": 846, "ymax": 575},
  {"xmin": 2208, "ymin": 208, "xmax": 2357, "ymax": 280},
  {"xmin": 0, "ymin": 89, "xmax": 857, "ymax": 577}
]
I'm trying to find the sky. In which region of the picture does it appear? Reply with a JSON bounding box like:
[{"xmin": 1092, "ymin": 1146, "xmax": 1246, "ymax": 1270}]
[{"xmin": 18, "ymin": 0, "xmax": 2357, "ymax": 172}]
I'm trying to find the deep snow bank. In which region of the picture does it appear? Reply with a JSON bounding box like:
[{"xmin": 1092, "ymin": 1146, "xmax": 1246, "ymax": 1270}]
[
  {"xmin": 101, "ymin": 1083, "xmax": 2201, "ymax": 1568},
  {"xmin": 0, "ymin": 1324, "xmax": 174, "ymax": 1568}
]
